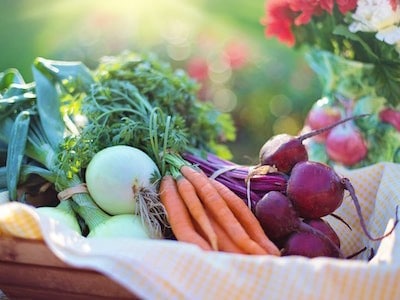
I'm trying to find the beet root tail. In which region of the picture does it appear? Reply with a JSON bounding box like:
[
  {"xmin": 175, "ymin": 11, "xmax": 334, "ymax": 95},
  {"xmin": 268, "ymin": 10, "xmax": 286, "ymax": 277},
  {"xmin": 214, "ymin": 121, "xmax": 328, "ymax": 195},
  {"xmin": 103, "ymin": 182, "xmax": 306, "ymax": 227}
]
[{"xmin": 341, "ymin": 177, "xmax": 399, "ymax": 241}]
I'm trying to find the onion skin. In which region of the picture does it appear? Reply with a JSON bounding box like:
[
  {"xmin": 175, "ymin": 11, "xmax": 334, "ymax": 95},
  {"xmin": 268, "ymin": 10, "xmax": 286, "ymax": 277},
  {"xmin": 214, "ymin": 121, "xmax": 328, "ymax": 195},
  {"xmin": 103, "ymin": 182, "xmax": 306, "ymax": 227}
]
[
  {"xmin": 87, "ymin": 214, "xmax": 150, "ymax": 239},
  {"xmin": 37, "ymin": 206, "xmax": 82, "ymax": 234},
  {"xmin": 85, "ymin": 145, "xmax": 160, "ymax": 215}
]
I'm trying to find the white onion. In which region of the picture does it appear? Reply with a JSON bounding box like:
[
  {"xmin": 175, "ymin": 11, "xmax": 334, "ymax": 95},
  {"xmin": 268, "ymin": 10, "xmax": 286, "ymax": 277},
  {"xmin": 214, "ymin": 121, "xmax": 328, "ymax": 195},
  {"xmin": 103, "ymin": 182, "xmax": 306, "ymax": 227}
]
[
  {"xmin": 37, "ymin": 206, "xmax": 82, "ymax": 234},
  {"xmin": 87, "ymin": 214, "xmax": 150, "ymax": 239},
  {"xmin": 85, "ymin": 145, "xmax": 160, "ymax": 215}
]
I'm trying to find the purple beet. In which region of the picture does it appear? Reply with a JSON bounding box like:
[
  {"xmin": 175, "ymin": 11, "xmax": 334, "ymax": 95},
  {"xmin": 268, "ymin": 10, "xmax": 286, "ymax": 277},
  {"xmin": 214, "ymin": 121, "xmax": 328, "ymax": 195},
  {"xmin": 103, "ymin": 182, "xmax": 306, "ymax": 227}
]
[
  {"xmin": 259, "ymin": 114, "xmax": 369, "ymax": 174},
  {"xmin": 304, "ymin": 218, "xmax": 341, "ymax": 248},
  {"xmin": 254, "ymin": 191, "xmax": 301, "ymax": 241},
  {"xmin": 286, "ymin": 161, "xmax": 344, "ymax": 219},
  {"xmin": 287, "ymin": 160, "xmax": 399, "ymax": 241},
  {"xmin": 282, "ymin": 222, "xmax": 344, "ymax": 258}
]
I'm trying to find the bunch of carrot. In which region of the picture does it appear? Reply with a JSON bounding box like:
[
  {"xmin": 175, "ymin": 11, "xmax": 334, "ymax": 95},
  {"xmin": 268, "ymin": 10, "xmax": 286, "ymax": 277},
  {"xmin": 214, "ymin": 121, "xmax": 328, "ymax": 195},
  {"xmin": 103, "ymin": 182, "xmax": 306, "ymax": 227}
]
[{"xmin": 159, "ymin": 157, "xmax": 280, "ymax": 256}]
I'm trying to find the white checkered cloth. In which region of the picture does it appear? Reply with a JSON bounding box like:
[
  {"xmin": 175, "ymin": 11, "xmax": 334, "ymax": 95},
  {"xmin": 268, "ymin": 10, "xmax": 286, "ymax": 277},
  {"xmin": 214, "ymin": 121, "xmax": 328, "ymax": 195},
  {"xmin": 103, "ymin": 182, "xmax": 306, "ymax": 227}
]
[{"xmin": 1, "ymin": 162, "xmax": 399, "ymax": 299}]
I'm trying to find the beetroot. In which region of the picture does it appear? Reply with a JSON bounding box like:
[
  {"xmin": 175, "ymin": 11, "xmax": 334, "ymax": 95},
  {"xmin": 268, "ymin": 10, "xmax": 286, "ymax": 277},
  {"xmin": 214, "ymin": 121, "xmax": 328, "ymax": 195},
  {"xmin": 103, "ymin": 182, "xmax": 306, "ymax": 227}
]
[
  {"xmin": 304, "ymin": 218, "xmax": 341, "ymax": 248},
  {"xmin": 325, "ymin": 122, "xmax": 368, "ymax": 166},
  {"xmin": 254, "ymin": 191, "xmax": 300, "ymax": 240},
  {"xmin": 282, "ymin": 222, "xmax": 344, "ymax": 258},
  {"xmin": 259, "ymin": 134, "xmax": 309, "ymax": 175},
  {"xmin": 259, "ymin": 114, "xmax": 369, "ymax": 174},
  {"xmin": 287, "ymin": 160, "xmax": 399, "ymax": 241},
  {"xmin": 287, "ymin": 161, "xmax": 344, "ymax": 219}
]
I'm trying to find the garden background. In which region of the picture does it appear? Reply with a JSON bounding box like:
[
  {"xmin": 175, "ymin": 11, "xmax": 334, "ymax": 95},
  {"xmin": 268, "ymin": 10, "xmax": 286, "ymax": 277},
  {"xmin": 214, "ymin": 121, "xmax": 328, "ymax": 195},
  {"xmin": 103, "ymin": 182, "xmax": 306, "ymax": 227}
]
[{"xmin": 0, "ymin": 0, "xmax": 321, "ymax": 163}]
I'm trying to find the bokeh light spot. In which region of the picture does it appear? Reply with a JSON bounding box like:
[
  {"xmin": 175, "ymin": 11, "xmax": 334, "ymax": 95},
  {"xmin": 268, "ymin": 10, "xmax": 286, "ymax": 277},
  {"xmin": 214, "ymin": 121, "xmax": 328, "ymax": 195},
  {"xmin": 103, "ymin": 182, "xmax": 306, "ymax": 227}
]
[
  {"xmin": 269, "ymin": 94, "xmax": 292, "ymax": 117},
  {"xmin": 273, "ymin": 115, "xmax": 300, "ymax": 135},
  {"xmin": 212, "ymin": 88, "xmax": 237, "ymax": 112},
  {"xmin": 209, "ymin": 59, "xmax": 232, "ymax": 84}
]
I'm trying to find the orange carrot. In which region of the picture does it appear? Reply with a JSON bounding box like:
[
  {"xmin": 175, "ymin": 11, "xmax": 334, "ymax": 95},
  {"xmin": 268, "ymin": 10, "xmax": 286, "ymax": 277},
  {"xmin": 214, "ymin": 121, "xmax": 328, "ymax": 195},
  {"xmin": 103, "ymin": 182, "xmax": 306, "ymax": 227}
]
[
  {"xmin": 205, "ymin": 211, "xmax": 246, "ymax": 254},
  {"xmin": 176, "ymin": 176, "xmax": 218, "ymax": 251},
  {"xmin": 210, "ymin": 178, "xmax": 281, "ymax": 256},
  {"xmin": 159, "ymin": 175, "xmax": 212, "ymax": 251},
  {"xmin": 191, "ymin": 208, "xmax": 245, "ymax": 254},
  {"xmin": 180, "ymin": 165, "xmax": 268, "ymax": 255}
]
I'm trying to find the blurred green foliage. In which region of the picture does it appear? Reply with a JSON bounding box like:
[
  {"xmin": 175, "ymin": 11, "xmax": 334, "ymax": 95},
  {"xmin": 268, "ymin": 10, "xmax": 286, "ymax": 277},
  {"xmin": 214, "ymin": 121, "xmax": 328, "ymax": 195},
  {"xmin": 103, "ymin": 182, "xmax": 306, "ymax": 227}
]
[{"xmin": 0, "ymin": 0, "xmax": 321, "ymax": 163}]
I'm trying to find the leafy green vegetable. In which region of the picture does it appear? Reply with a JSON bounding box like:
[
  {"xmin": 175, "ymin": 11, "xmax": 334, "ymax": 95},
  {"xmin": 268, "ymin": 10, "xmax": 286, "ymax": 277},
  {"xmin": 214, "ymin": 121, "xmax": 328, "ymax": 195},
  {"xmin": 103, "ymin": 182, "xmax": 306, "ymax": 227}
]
[
  {"xmin": 0, "ymin": 59, "xmax": 107, "ymax": 236},
  {"xmin": 59, "ymin": 51, "xmax": 236, "ymax": 178},
  {"xmin": 96, "ymin": 52, "xmax": 235, "ymax": 152},
  {"xmin": 32, "ymin": 58, "xmax": 94, "ymax": 149},
  {"xmin": 0, "ymin": 51, "xmax": 236, "ymax": 239},
  {"xmin": 6, "ymin": 110, "xmax": 30, "ymax": 200}
]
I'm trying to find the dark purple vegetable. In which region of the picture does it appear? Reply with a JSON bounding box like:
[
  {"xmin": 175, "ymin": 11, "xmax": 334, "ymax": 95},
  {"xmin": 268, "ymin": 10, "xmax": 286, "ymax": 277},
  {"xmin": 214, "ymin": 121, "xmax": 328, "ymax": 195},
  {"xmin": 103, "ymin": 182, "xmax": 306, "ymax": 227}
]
[
  {"xmin": 287, "ymin": 160, "xmax": 399, "ymax": 241},
  {"xmin": 282, "ymin": 222, "xmax": 344, "ymax": 258},
  {"xmin": 304, "ymin": 218, "xmax": 341, "ymax": 248},
  {"xmin": 287, "ymin": 161, "xmax": 344, "ymax": 219},
  {"xmin": 259, "ymin": 114, "xmax": 369, "ymax": 174},
  {"xmin": 254, "ymin": 191, "xmax": 300, "ymax": 240}
]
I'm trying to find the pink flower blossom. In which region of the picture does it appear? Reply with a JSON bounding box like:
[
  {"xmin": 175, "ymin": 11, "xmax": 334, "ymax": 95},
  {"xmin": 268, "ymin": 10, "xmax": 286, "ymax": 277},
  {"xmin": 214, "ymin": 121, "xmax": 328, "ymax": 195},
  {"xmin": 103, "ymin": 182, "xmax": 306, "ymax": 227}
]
[
  {"xmin": 289, "ymin": 0, "xmax": 333, "ymax": 25},
  {"xmin": 336, "ymin": 0, "xmax": 358, "ymax": 14},
  {"xmin": 262, "ymin": 0, "xmax": 297, "ymax": 46}
]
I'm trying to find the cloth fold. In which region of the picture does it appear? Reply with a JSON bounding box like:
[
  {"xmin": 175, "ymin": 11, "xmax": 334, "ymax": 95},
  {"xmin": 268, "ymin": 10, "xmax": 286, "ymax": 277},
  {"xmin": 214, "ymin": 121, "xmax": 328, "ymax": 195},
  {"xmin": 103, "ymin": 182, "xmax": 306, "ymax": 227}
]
[{"xmin": 1, "ymin": 162, "xmax": 400, "ymax": 299}]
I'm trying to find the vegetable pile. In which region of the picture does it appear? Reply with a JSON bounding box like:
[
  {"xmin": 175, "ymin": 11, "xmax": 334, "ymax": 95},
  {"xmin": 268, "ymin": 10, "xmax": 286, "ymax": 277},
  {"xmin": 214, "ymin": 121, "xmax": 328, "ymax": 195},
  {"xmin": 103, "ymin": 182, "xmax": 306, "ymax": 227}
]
[
  {"xmin": 185, "ymin": 117, "xmax": 399, "ymax": 258},
  {"xmin": 0, "ymin": 51, "xmax": 397, "ymax": 259},
  {"xmin": 0, "ymin": 52, "xmax": 236, "ymax": 241}
]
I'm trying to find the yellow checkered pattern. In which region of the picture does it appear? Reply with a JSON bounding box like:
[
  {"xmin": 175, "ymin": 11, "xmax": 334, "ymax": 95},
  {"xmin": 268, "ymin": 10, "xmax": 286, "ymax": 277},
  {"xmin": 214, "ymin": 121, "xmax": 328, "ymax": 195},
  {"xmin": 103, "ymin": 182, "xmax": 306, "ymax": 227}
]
[
  {"xmin": 0, "ymin": 162, "xmax": 399, "ymax": 299},
  {"xmin": 0, "ymin": 201, "xmax": 42, "ymax": 239}
]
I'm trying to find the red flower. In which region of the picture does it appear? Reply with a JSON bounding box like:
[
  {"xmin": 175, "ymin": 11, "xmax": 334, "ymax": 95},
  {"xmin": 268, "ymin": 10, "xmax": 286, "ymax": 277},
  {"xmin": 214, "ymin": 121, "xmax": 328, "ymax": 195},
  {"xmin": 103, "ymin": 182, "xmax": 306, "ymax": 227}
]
[
  {"xmin": 262, "ymin": 0, "xmax": 364, "ymax": 47},
  {"xmin": 390, "ymin": 0, "xmax": 399, "ymax": 10},
  {"xmin": 262, "ymin": 0, "xmax": 297, "ymax": 47},
  {"xmin": 336, "ymin": 0, "xmax": 357, "ymax": 14},
  {"xmin": 289, "ymin": 0, "xmax": 333, "ymax": 25}
]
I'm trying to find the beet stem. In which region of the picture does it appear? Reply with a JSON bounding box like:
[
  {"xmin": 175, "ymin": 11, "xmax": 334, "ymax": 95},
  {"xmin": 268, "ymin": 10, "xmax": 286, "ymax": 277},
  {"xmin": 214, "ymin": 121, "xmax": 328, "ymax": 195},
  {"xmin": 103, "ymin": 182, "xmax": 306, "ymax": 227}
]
[
  {"xmin": 209, "ymin": 165, "xmax": 240, "ymax": 180},
  {"xmin": 298, "ymin": 114, "xmax": 370, "ymax": 142},
  {"xmin": 329, "ymin": 213, "xmax": 352, "ymax": 231},
  {"xmin": 346, "ymin": 246, "xmax": 367, "ymax": 259},
  {"xmin": 368, "ymin": 248, "xmax": 375, "ymax": 261},
  {"xmin": 342, "ymin": 177, "xmax": 399, "ymax": 241}
]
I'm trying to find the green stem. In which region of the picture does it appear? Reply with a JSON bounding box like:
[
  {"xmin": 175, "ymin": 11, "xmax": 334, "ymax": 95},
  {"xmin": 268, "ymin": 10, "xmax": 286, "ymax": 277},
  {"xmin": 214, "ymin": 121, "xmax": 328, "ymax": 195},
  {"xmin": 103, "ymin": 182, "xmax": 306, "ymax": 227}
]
[
  {"xmin": 66, "ymin": 174, "xmax": 110, "ymax": 231},
  {"xmin": 169, "ymin": 165, "xmax": 182, "ymax": 180},
  {"xmin": 56, "ymin": 199, "xmax": 75, "ymax": 214},
  {"xmin": 164, "ymin": 152, "xmax": 191, "ymax": 172}
]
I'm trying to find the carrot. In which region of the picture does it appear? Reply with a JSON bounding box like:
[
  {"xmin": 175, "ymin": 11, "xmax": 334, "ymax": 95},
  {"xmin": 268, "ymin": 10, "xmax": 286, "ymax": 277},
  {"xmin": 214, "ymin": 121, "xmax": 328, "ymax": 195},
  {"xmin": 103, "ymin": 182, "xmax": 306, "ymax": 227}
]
[
  {"xmin": 205, "ymin": 210, "xmax": 246, "ymax": 254},
  {"xmin": 210, "ymin": 178, "xmax": 281, "ymax": 256},
  {"xmin": 176, "ymin": 176, "xmax": 218, "ymax": 251},
  {"xmin": 191, "ymin": 207, "xmax": 245, "ymax": 254},
  {"xmin": 180, "ymin": 165, "xmax": 268, "ymax": 255},
  {"xmin": 159, "ymin": 175, "xmax": 212, "ymax": 251}
]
